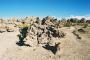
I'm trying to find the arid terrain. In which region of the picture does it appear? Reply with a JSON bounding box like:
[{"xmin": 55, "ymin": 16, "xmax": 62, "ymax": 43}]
[{"xmin": 0, "ymin": 16, "xmax": 90, "ymax": 60}]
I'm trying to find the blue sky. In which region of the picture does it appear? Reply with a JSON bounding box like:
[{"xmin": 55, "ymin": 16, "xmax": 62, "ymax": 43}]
[{"xmin": 0, "ymin": 0, "xmax": 90, "ymax": 18}]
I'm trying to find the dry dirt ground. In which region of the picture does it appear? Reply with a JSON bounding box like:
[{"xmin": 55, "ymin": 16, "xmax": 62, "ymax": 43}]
[
  {"xmin": 59, "ymin": 27, "xmax": 90, "ymax": 60},
  {"xmin": 0, "ymin": 27, "xmax": 90, "ymax": 60}
]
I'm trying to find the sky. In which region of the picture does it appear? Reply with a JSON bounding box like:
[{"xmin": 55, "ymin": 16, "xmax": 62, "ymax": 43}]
[{"xmin": 0, "ymin": 0, "xmax": 90, "ymax": 19}]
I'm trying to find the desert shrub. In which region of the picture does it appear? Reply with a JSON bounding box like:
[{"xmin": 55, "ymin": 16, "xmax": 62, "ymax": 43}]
[
  {"xmin": 77, "ymin": 20, "xmax": 81, "ymax": 23},
  {"xmin": 64, "ymin": 22, "xmax": 72, "ymax": 27},
  {"xmin": 18, "ymin": 23, "xmax": 30, "ymax": 28},
  {"xmin": 16, "ymin": 23, "xmax": 30, "ymax": 46},
  {"xmin": 69, "ymin": 18, "xmax": 77, "ymax": 23},
  {"xmin": 78, "ymin": 29, "xmax": 86, "ymax": 33},
  {"xmin": 83, "ymin": 23, "xmax": 88, "ymax": 28},
  {"xmin": 88, "ymin": 25, "xmax": 90, "ymax": 27},
  {"xmin": 80, "ymin": 18, "xmax": 85, "ymax": 23},
  {"xmin": 16, "ymin": 26, "xmax": 28, "ymax": 46}
]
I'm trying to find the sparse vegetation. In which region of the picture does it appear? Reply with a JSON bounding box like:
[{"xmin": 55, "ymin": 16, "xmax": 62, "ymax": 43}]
[
  {"xmin": 83, "ymin": 23, "xmax": 88, "ymax": 28},
  {"xmin": 64, "ymin": 22, "xmax": 72, "ymax": 27}
]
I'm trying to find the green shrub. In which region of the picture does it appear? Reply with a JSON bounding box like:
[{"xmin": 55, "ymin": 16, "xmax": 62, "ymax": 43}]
[
  {"xmin": 83, "ymin": 23, "xmax": 88, "ymax": 28},
  {"xmin": 64, "ymin": 23, "xmax": 72, "ymax": 27}
]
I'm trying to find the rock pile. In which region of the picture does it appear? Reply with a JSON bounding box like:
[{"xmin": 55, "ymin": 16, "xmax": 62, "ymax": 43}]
[
  {"xmin": 21, "ymin": 16, "xmax": 66, "ymax": 47},
  {"xmin": 16, "ymin": 16, "xmax": 65, "ymax": 55},
  {"xmin": 0, "ymin": 19, "xmax": 18, "ymax": 33}
]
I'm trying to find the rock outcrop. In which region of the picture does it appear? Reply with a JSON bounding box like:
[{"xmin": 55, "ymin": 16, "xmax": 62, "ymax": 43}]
[{"xmin": 21, "ymin": 16, "xmax": 66, "ymax": 47}]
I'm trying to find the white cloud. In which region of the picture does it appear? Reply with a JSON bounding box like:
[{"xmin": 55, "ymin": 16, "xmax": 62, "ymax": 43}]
[{"xmin": 67, "ymin": 14, "xmax": 90, "ymax": 20}]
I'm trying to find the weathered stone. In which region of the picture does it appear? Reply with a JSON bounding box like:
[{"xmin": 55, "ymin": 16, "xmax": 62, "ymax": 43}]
[{"xmin": 25, "ymin": 22, "xmax": 65, "ymax": 47}]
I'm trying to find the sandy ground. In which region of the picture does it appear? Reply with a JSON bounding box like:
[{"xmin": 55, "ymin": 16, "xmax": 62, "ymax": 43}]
[
  {"xmin": 0, "ymin": 32, "xmax": 19, "ymax": 59},
  {"xmin": 59, "ymin": 27, "xmax": 90, "ymax": 60},
  {"xmin": 0, "ymin": 27, "xmax": 90, "ymax": 60},
  {"xmin": 0, "ymin": 31, "xmax": 55, "ymax": 60}
]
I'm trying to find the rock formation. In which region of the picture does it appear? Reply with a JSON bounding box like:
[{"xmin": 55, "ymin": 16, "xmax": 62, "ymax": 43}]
[{"xmin": 17, "ymin": 16, "xmax": 66, "ymax": 48}]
